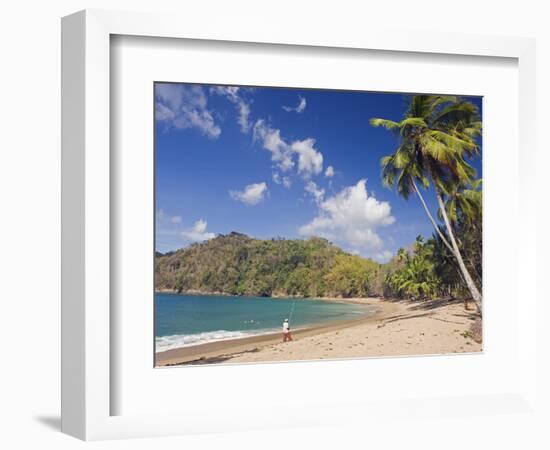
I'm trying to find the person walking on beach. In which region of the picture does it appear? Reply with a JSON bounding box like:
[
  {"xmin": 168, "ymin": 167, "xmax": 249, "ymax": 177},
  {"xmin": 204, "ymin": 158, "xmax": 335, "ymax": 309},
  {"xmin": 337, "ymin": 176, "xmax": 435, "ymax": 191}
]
[{"xmin": 282, "ymin": 318, "xmax": 293, "ymax": 342}]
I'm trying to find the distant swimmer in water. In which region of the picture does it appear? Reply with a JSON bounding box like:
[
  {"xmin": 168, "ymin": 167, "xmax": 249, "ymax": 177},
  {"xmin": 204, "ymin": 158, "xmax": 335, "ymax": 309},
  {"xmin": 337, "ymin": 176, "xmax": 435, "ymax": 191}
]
[{"xmin": 282, "ymin": 318, "xmax": 293, "ymax": 342}]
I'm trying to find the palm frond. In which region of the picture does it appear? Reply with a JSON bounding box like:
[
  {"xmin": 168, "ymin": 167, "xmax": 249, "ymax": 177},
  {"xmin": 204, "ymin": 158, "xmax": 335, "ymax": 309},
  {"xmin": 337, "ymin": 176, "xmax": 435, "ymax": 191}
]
[
  {"xmin": 427, "ymin": 129, "xmax": 477, "ymax": 152},
  {"xmin": 428, "ymin": 95, "xmax": 458, "ymax": 111},
  {"xmin": 432, "ymin": 100, "xmax": 480, "ymax": 126},
  {"xmin": 399, "ymin": 117, "xmax": 428, "ymax": 129},
  {"xmin": 369, "ymin": 118, "xmax": 400, "ymax": 130}
]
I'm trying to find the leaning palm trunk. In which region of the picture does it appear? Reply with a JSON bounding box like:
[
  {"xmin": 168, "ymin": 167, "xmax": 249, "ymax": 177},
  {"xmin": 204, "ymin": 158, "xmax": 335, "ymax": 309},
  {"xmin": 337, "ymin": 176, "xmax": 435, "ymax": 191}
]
[
  {"xmin": 435, "ymin": 190, "xmax": 483, "ymax": 315},
  {"xmin": 411, "ymin": 179, "xmax": 454, "ymax": 254},
  {"xmin": 412, "ymin": 177, "xmax": 481, "ymax": 313}
]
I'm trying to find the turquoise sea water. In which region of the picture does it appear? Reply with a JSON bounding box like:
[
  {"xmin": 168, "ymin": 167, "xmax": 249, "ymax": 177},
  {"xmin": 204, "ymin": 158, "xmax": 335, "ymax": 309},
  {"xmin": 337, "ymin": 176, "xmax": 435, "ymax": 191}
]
[{"xmin": 155, "ymin": 293, "xmax": 376, "ymax": 351}]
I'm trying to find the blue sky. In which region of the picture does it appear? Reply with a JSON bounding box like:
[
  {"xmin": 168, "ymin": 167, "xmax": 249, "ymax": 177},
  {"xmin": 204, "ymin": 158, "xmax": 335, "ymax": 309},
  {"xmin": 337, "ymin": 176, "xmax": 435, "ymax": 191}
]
[{"xmin": 155, "ymin": 83, "xmax": 482, "ymax": 262}]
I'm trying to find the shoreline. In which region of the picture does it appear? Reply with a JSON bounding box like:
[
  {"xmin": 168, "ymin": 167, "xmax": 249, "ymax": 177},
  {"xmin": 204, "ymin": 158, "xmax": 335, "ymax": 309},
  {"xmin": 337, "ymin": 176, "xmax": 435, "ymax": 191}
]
[
  {"xmin": 156, "ymin": 289, "xmax": 391, "ymax": 304},
  {"xmin": 155, "ymin": 297, "xmax": 400, "ymax": 366},
  {"xmin": 155, "ymin": 297, "xmax": 482, "ymax": 366}
]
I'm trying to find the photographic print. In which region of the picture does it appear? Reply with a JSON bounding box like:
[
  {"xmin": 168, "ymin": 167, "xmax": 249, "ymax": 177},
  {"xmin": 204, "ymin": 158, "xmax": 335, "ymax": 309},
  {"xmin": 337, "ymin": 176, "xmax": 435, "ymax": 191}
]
[{"xmin": 154, "ymin": 83, "xmax": 483, "ymax": 367}]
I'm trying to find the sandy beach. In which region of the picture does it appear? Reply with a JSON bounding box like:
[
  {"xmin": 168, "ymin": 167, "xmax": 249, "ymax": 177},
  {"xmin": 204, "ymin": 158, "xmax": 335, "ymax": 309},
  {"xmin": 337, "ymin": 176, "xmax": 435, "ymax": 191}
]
[{"xmin": 155, "ymin": 297, "xmax": 482, "ymax": 366}]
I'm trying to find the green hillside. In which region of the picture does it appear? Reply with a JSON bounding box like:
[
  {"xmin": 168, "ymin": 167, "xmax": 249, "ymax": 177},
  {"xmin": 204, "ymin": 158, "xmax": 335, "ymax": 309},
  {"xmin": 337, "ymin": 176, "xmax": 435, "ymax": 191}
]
[{"xmin": 155, "ymin": 232, "xmax": 385, "ymax": 298}]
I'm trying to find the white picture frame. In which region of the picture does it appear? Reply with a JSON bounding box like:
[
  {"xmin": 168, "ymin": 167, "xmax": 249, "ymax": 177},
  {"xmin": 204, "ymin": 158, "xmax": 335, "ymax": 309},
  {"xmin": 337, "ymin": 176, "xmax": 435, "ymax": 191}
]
[{"xmin": 61, "ymin": 9, "xmax": 538, "ymax": 441}]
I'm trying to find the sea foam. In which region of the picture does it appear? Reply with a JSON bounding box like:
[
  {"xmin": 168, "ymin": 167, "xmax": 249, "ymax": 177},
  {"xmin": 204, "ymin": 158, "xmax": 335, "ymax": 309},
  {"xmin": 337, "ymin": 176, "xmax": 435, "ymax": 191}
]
[{"xmin": 155, "ymin": 329, "xmax": 275, "ymax": 352}]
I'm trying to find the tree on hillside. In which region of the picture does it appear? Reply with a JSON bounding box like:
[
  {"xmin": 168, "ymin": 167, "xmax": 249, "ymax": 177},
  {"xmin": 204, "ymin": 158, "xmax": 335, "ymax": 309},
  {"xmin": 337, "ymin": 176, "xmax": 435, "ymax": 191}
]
[{"xmin": 370, "ymin": 95, "xmax": 483, "ymax": 314}]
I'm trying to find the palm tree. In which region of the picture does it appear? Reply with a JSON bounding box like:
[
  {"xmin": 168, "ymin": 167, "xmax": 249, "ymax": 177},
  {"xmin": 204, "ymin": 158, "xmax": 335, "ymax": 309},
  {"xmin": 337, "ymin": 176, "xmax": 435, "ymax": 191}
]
[
  {"xmin": 396, "ymin": 247, "xmax": 409, "ymax": 263},
  {"xmin": 370, "ymin": 95, "xmax": 483, "ymax": 314},
  {"xmin": 442, "ymin": 179, "xmax": 482, "ymax": 228},
  {"xmin": 387, "ymin": 239, "xmax": 441, "ymax": 300},
  {"xmin": 440, "ymin": 179, "xmax": 483, "ymax": 306}
]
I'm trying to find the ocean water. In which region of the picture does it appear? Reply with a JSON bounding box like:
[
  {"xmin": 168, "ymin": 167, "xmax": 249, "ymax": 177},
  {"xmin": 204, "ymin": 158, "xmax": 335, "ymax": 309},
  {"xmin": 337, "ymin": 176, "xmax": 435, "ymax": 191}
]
[{"xmin": 155, "ymin": 293, "xmax": 376, "ymax": 352}]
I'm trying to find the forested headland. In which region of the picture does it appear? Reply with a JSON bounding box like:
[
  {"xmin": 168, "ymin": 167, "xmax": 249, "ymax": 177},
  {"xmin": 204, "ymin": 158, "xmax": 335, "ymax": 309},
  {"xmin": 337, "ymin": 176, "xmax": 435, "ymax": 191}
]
[{"xmin": 155, "ymin": 230, "xmax": 480, "ymax": 301}]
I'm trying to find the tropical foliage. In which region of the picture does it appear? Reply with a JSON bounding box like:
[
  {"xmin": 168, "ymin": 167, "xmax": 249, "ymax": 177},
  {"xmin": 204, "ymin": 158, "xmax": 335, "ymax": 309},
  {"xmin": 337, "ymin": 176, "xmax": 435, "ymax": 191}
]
[
  {"xmin": 370, "ymin": 95, "xmax": 483, "ymax": 313},
  {"xmin": 383, "ymin": 233, "xmax": 479, "ymax": 300},
  {"xmin": 385, "ymin": 237, "xmax": 441, "ymax": 299}
]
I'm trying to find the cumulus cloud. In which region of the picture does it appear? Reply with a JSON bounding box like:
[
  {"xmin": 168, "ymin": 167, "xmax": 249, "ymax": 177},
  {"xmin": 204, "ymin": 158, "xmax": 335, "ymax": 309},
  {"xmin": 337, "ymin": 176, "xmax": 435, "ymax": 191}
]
[
  {"xmin": 299, "ymin": 179, "xmax": 395, "ymax": 257},
  {"xmin": 155, "ymin": 84, "xmax": 221, "ymax": 139},
  {"xmin": 253, "ymin": 120, "xmax": 323, "ymax": 178},
  {"xmin": 283, "ymin": 96, "xmax": 307, "ymax": 113},
  {"xmin": 170, "ymin": 215, "xmax": 182, "ymax": 224},
  {"xmin": 210, "ymin": 86, "xmax": 252, "ymax": 134},
  {"xmin": 272, "ymin": 172, "xmax": 292, "ymax": 189},
  {"xmin": 230, "ymin": 182, "xmax": 268, "ymax": 205},
  {"xmin": 253, "ymin": 120, "xmax": 295, "ymax": 172},
  {"xmin": 325, "ymin": 166, "xmax": 335, "ymax": 178},
  {"xmin": 181, "ymin": 219, "xmax": 216, "ymax": 242},
  {"xmin": 304, "ymin": 181, "xmax": 325, "ymax": 205},
  {"xmin": 291, "ymin": 138, "xmax": 323, "ymax": 177}
]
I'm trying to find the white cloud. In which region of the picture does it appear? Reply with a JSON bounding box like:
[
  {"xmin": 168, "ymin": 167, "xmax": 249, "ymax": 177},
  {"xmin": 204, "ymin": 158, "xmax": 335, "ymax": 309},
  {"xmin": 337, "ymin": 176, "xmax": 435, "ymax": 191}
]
[
  {"xmin": 304, "ymin": 181, "xmax": 325, "ymax": 205},
  {"xmin": 155, "ymin": 103, "xmax": 176, "ymax": 121},
  {"xmin": 325, "ymin": 166, "xmax": 335, "ymax": 178},
  {"xmin": 181, "ymin": 219, "xmax": 216, "ymax": 242},
  {"xmin": 210, "ymin": 86, "xmax": 252, "ymax": 134},
  {"xmin": 230, "ymin": 182, "xmax": 268, "ymax": 205},
  {"xmin": 156, "ymin": 84, "xmax": 221, "ymax": 139},
  {"xmin": 272, "ymin": 172, "xmax": 292, "ymax": 189},
  {"xmin": 253, "ymin": 120, "xmax": 323, "ymax": 178},
  {"xmin": 283, "ymin": 96, "xmax": 307, "ymax": 113},
  {"xmin": 170, "ymin": 215, "xmax": 182, "ymax": 224},
  {"xmin": 210, "ymin": 86, "xmax": 240, "ymax": 97},
  {"xmin": 299, "ymin": 179, "xmax": 395, "ymax": 257},
  {"xmin": 237, "ymin": 102, "xmax": 251, "ymax": 133},
  {"xmin": 291, "ymin": 138, "xmax": 323, "ymax": 178},
  {"xmin": 253, "ymin": 120, "xmax": 295, "ymax": 172}
]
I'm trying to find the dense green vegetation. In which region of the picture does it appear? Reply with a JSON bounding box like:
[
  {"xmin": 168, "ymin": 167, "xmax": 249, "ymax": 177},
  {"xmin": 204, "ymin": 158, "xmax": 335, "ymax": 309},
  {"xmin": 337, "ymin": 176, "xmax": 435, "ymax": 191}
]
[
  {"xmin": 384, "ymin": 233, "xmax": 478, "ymax": 300},
  {"xmin": 382, "ymin": 179, "xmax": 482, "ymax": 301},
  {"xmin": 155, "ymin": 232, "xmax": 387, "ymax": 298}
]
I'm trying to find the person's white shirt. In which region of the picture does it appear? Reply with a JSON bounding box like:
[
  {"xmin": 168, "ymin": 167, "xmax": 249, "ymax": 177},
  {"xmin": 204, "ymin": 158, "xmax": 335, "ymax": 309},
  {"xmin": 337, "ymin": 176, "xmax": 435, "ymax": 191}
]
[{"xmin": 283, "ymin": 321, "xmax": 289, "ymax": 332}]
